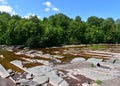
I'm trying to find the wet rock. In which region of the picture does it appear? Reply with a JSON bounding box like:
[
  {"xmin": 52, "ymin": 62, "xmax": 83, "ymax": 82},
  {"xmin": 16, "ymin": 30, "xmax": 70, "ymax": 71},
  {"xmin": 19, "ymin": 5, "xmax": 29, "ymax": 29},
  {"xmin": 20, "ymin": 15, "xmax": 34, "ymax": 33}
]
[{"xmin": 71, "ymin": 57, "xmax": 85, "ymax": 63}]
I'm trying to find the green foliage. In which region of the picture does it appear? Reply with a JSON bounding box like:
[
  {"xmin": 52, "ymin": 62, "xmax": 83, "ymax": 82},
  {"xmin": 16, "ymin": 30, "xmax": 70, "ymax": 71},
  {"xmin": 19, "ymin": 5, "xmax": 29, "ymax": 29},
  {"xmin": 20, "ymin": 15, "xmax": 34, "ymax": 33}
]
[
  {"xmin": 0, "ymin": 12, "xmax": 119, "ymax": 48},
  {"xmin": 95, "ymin": 80, "xmax": 102, "ymax": 84}
]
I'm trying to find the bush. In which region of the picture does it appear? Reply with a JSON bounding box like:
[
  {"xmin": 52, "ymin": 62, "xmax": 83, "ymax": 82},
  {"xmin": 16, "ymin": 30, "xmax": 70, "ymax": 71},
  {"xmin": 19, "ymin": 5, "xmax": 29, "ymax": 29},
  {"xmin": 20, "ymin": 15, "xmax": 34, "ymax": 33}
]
[{"xmin": 95, "ymin": 79, "xmax": 102, "ymax": 84}]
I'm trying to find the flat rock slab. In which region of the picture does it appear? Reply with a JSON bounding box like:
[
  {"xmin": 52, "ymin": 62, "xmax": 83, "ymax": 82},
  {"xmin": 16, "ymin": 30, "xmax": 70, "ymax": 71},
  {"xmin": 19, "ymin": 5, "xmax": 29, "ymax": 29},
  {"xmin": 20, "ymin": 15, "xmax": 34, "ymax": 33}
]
[
  {"xmin": 0, "ymin": 64, "xmax": 9, "ymax": 78},
  {"xmin": 32, "ymin": 75, "xmax": 48, "ymax": 84},
  {"xmin": 55, "ymin": 61, "xmax": 91, "ymax": 70},
  {"xmin": 66, "ymin": 67, "xmax": 120, "ymax": 81},
  {"xmin": 10, "ymin": 60, "xmax": 23, "ymax": 68},
  {"xmin": 26, "ymin": 66, "xmax": 69, "ymax": 86}
]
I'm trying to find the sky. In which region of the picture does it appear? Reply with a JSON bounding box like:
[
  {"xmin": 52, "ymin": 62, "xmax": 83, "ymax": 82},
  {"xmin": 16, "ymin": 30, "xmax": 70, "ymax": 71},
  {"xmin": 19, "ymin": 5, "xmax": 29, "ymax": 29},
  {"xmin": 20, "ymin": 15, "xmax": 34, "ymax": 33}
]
[{"xmin": 0, "ymin": 0, "xmax": 120, "ymax": 21}]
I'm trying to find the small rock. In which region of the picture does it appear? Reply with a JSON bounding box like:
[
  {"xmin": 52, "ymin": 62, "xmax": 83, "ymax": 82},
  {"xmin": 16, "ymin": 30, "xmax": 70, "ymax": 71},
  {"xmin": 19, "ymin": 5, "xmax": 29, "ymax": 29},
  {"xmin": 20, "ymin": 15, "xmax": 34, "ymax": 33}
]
[
  {"xmin": 0, "ymin": 55, "xmax": 5, "ymax": 59},
  {"xmin": 7, "ymin": 69, "xmax": 13, "ymax": 74},
  {"xmin": 90, "ymin": 83, "xmax": 99, "ymax": 86},
  {"xmin": 82, "ymin": 83, "xmax": 90, "ymax": 86}
]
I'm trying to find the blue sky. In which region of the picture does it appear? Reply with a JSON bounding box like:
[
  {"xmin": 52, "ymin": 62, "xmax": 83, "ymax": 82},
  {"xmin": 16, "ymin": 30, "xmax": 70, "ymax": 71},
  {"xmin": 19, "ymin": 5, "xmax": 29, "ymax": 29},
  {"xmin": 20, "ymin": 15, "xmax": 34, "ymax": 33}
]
[{"xmin": 0, "ymin": 0, "xmax": 120, "ymax": 21}]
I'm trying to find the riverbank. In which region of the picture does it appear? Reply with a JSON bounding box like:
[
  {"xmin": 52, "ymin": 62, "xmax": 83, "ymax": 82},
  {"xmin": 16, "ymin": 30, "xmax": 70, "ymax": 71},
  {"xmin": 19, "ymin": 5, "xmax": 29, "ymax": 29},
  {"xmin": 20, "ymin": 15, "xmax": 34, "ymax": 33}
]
[{"xmin": 0, "ymin": 44, "xmax": 120, "ymax": 86}]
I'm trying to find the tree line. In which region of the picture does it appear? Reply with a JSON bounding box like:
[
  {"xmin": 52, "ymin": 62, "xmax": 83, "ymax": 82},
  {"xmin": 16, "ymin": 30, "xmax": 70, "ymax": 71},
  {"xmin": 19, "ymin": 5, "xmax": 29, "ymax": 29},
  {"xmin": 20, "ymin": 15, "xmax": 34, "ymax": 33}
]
[{"xmin": 0, "ymin": 12, "xmax": 120, "ymax": 48}]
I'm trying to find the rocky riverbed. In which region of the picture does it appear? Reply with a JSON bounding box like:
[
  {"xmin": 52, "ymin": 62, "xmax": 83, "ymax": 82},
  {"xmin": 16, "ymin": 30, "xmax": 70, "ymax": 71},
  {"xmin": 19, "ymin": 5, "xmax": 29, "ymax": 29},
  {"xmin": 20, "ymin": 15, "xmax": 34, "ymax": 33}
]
[{"xmin": 0, "ymin": 44, "xmax": 120, "ymax": 86}]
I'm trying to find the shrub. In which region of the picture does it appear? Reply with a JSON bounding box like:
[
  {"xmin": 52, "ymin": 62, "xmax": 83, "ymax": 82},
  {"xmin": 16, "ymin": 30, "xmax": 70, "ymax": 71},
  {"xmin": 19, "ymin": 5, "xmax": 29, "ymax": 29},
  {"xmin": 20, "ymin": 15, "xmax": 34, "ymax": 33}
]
[{"xmin": 95, "ymin": 79, "xmax": 102, "ymax": 84}]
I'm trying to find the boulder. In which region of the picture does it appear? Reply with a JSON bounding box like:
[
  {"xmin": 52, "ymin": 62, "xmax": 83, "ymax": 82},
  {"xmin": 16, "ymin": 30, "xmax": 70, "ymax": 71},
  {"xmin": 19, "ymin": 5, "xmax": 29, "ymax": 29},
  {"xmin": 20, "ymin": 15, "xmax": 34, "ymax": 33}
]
[
  {"xmin": 86, "ymin": 58, "xmax": 102, "ymax": 65},
  {"xmin": 71, "ymin": 57, "xmax": 85, "ymax": 63}
]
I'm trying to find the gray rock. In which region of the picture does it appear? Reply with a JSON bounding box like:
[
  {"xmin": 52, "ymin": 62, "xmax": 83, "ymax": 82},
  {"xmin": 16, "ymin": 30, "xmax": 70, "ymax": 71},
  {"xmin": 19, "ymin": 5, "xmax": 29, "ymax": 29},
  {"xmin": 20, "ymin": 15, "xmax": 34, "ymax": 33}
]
[
  {"xmin": 10, "ymin": 60, "xmax": 23, "ymax": 68},
  {"xmin": 16, "ymin": 79, "xmax": 38, "ymax": 86},
  {"xmin": 108, "ymin": 57, "xmax": 120, "ymax": 64},
  {"xmin": 49, "ymin": 75, "xmax": 63, "ymax": 86},
  {"xmin": 86, "ymin": 58, "xmax": 102, "ymax": 65},
  {"xmin": 7, "ymin": 69, "xmax": 13, "ymax": 74},
  {"xmin": 26, "ymin": 66, "xmax": 67, "ymax": 86},
  {"xmin": 82, "ymin": 83, "xmax": 90, "ymax": 86},
  {"xmin": 71, "ymin": 57, "xmax": 85, "ymax": 63},
  {"xmin": 91, "ymin": 83, "xmax": 99, "ymax": 86},
  {"xmin": 32, "ymin": 75, "xmax": 48, "ymax": 85},
  {"xmin": 26, "ymin": 73, "xmax": 33, "ymax": 79},
  {"xmin": 59, "ymin": 80, "xmax": 69, "ymax": 86},
  {"xmin": 0, "ymin": 64, "xmax": 9, "ymax": 78}
]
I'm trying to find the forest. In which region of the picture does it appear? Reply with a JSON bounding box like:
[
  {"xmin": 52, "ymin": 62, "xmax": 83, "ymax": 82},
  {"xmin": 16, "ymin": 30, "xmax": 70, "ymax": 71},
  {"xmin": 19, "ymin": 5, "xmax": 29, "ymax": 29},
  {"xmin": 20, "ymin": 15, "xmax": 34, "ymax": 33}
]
[{"xmin": 0, "ymin": 12, "xmax": 120, "ymax": 48}]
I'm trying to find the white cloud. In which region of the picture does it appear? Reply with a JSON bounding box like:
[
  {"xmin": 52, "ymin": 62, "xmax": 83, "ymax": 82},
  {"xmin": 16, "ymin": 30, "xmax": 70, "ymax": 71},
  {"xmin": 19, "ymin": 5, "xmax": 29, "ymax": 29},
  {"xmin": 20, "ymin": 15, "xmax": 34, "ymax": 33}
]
[
  {"xmin": 43, "ymin": 1, "xmax": 59, "ymax": 12},
  {"xmin": 0, "ymin": 0, "xmax": 17, "ymax": 15},
  {"xmin": 24, "ymin": 13, "xmax": 40, "ymax": 19},
  {"xmin": 53, "ymin": 7, "xmax": 59, "ymax": 11},
  {"xmin": 0, "ymin": 5, "xmax": 16, "ymax": 15},
  {"xmin": 0, "ymin": 0, "xmax": 7, "ymax": 5},
  {"xmin": 43, "ymin": 1, "xmax": 51, "ymax": 7},
  {"xmin": 45, "ymin": 8, "xmax": 50, "ymax": 12}
]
